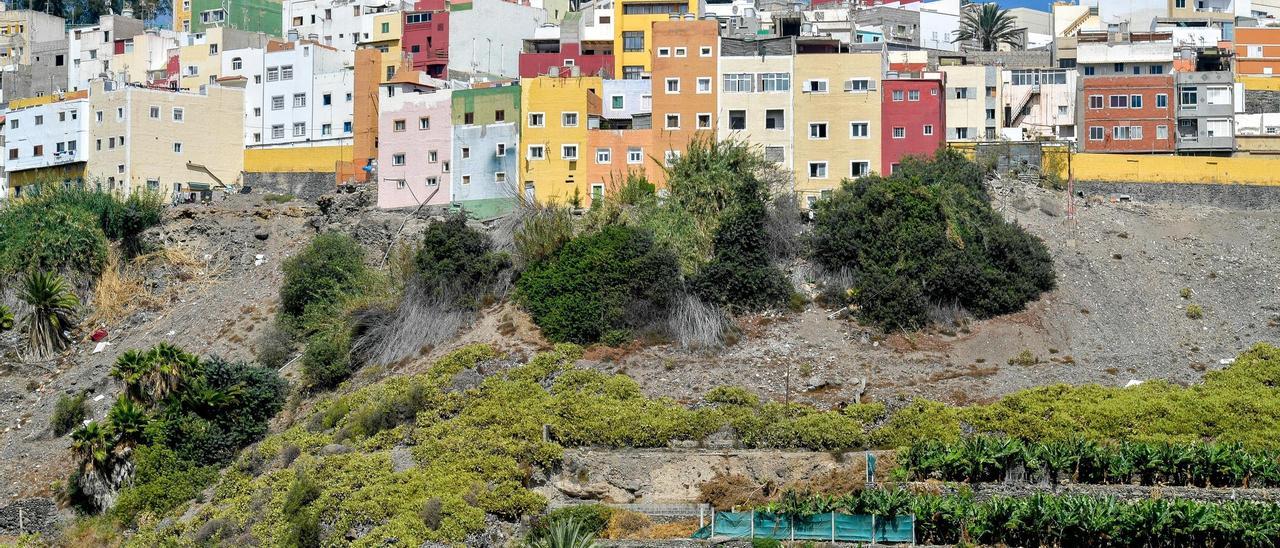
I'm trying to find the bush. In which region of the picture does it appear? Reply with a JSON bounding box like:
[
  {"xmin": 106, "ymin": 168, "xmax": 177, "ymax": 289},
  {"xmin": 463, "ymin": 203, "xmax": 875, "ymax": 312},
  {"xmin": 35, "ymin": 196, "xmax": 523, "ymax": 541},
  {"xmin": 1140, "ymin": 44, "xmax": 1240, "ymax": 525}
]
[
  {"xmin": 415, "ymin": 214, "xmax": 509, "ymax": 304},
  {"xmin": 514, "ymin": 205, "xmax": 576, "ymax": 267},
  {"xmin": 692, "ymin": 176, "xmax": 790, "ymax": 313},
  {"xmin": 1187, "ymin": 303, "xmax": 1204, "ymax": 319},
  {"xmin": 0, "ymin": 202, "xmax": 107, "ymax": 276},
  {"xmin": 279, "ymin": 232, "xmax": 369, "ymax": 327},
  {"xmin": 52, "ymin": 392, "xmax": 90, "ymax": 436},
  {"xmin": 110, "ymin": 446, "xmax": 218, "ymax": 526},
  {"xmin": 517, "ymin": 226, "xmax": 680, "ymax": 344},
  {"xmin": 810, "ymin": 150, "xmax": 1055, "ymax": 330},
  {"xmin": 254, "ymin": 321, "xmax": 296, "ymax": 369},
  {"xmin": 302, "ymin": 326, "xmax": 354, "ymax": 389},
  {"xmin": 535, "ymin": 504, "xmax": 614, "ymax": 538}
]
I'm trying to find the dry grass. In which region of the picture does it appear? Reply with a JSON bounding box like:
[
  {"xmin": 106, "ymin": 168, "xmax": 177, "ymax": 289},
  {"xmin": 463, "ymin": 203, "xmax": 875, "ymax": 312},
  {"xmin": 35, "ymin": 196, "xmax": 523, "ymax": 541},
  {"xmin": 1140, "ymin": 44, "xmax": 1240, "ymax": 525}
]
[
  {"xmin": 87, "ymin": 250, "xmax": 157, "ymax": 326},
  {"xmin": 629, "ymin": 520, "xmax": 701, "ymax": 540},
  {"xmin": 601, "ymin": 510, "xmax": 653, "ymax": 539}
]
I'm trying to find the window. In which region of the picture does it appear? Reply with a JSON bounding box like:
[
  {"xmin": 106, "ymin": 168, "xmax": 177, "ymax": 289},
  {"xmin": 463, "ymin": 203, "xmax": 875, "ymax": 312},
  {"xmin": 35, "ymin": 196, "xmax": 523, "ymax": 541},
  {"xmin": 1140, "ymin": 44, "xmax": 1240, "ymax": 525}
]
[
  {"xmin": 1156, "ymin": 94, "xmax": 1168, "ymax": 108},
  {"xmin": 209, "ymin": 43, "xmax": 218, "ymax": 56},
  {"xmin": 892, "ymin": 127, "xmax": 906, "ymax": 139},
  {"xmin": 596, "ymin": 147, "xmax": 611, "ymax": 164},
  {"xmin": 464, "ymin": 112, "xmax": 475, "ymax": 124},
  {"xmin": 808, "ymin": 161, "xmax": 828, "ymax": 179},
  {"xmin": 1156, "ymin": 125, "xmax": 1169, "ymax": 139},
  {"xmin": 1109, "ymin": 95, "xmax": 1129, "ymax": 108},
  {"xmin": 1084, "ymin": 66, "xmax": 1096, "ymax": 76},
  {"xmin": 344, "ymin": 121, "xmax": 352, "ymax": 133},
  {"xmin": 907, "ymin": 90, "xmax": 920, "ymax": 101},
  {"xmin": 293, "ymin": 122, "xmax": 306, "ymax": 137},
  {"xmin": 1206, "ymin": 119, "xmax": 1230, "ymax": 137},
  {"xmin": 529, "ymin": 113, "xmax": 545, "ymax": 127},
  {"xmin": 495, "ymin": 172, "xmax": 507, "ymax": 183},
  {"xmin": 728, "ymin": 110, "xmax": 746, "ymax": 130},
  {"xmin": 495, "ymin": 110, "xmax": 506, "ymax": 122},
  {"xmin": 850, "ymin": 161, "xmax": 870, "ymax": 178},
  {"xmin": 461, "ymin": 147, "xmax": 471, "ymax": 159},
  {"xmin": 172, "ymin": 142, "xmax": 183, "ymax": 153},
  {"xmin": 761, "ymin": 73, "xmax": 790, "ymax": 92},
  {"xmin": 765, "ymin": 109, "xmax": 785, "ymax": 130},
  {"xmin": 321, "ymin": 124, "xmax": 332, "ymax": 136},
  {"xmin": 1180, "ymin": 89, "xmax": 1198, "ymax": 109},
  {"xmin": 724, "ymin": 73, "xmax": 754, "ymax": 93},
  {"xmin": 117, "ymin": 107, "xmax": 125, "ymax": 120},
  {"xmin": 419, "ymin": 117, "xmax": 430, "ymax": 130},
  {"xmin": 109, "ymin": 137, "xmax": 116, "ymax": 149},
  {"xmin": 892, "ymin": 90, "xmax": 904, "ymax": 101},
  {"xmin": 809, "ymin": 122, "xmax": 828, "ymax": 139},
  {"xmin": 844, "ymin": 78, "xmax": 871, "ymax": 92},
  {"xmin": 665, "ymin": 78, "xmax": 680, "ymax": 94},
  {"xmin": 1150, "ymin": 65, "xmax": 1164, "ymax": 75},
  {"xmin": 393, "ymin": 119, "xmax": 406, "ymax": 132},
  {"xmin": 149, "ymin": 106, "xmax": 160, "ymax": 118},
  {"xmin": 696, "ymin": 77, "xmax": 711, "ymax": 94},
  {"xmin": 281, "ymin": 65, "xmax": 293, "ymax": 79},
  {"xmin": 561, "ymin": 144, "xmax": 579, "ymax": 160},
  {"xmin": 751, "ymin": 146, "xmax": 779, "ymax": 164},
  {"xmin": 393, "ymin": 153, "xmax": 406, "ymax": 166},
  {"xmin": 266, "ymin": 67, "xmax": 279, "ymax": 81},
  {"xmin": 232, "ymin": 57, "xmax": 242, "ymax": 70},
  {"xmin": 528, "ymin": 145, "xmax": 546, "ymax": 160},
  {"xmin": 1113, "ymin": 63, "xmax": 1124, "ymax": 73},
  {"xmin": 955, "ymin": 127, "xmax": 969, "ymax": 139},
  {"xmin": 658, "ymin": 47, "xmax": 671, "ymax": 57},
  {"xmin": 381, "ymin": 22, "xmax": 390, "ymax": 33},
  {"xmin": 700, "ymin": 46, "xmax": 712, "ymax": 57},
  {"xmin": 496, "ymin": 143, "xmax": 507, "ymax": 156},
  {"xmin": 1130, "ymin": 95, "xmax": 1143, "ymax": 109},
  {"xmin": 7, "ymin": 119, "xmax": 16, "ymax": 130},
  {"xmin": 622, "ymin": 31, "xmax": 644, "ymax": 52},
  {"xmin": 623, "ymin": 66, "xmax": 643, "ymax": 80},
  {"xmin": 293, "ymin": 93, "xmax": 307, "ymax": 108},
  {"xmin": 665, "ymin": 113, "xmax": 680, "ymax": 129},
  {"xmin": 33, "ymin": 145, "xmax": 43, "ymax": 156},
  {"xmin": 611, "ymin": 95, "xmax": 625, "ymax": 109},
  {"xmin": 850, "ymin": 122, "xmax": 869, "ymax": 138},
  {"xmin": 674, "ymin": 47, "xmax": 686, "ymax": 57},
  {"xmin": 952, "ymin": 87, "xmax": 969, "ymax": 99},
  {"xmin": 923, "ymin": 124, "xmax": 934, "ymax": 136},
  {"xmin": 804, "ymin": 79, "xmax": 828, "ymax": 93},
  {"xmin": 7, "ymin": 149, "xmax": 15, "ymax": 160},
  {"xmin": 987, "ymin": 108, "xmax": 997, "ymax": 120},
  {"xmin": 696, "ymin": 113, "xmax": 712, "ymax": 129},
  {"xmin": 1113, "ymin": 126, "xmax": 1142, "ymax": 140},
  {"xmin": 272, "ymin": 96, "xmax": 285, "ymax": 110},
  {"xmin": 271, "ymin": 124, "xmax": 285, "ymax": 139},
  {"xmin": 562, "ymin": 112, "xmax": 579, "ymax": 127},
  {"xmin": 426, "ymin": 177, "xmax": 439, "ymax": 187},
  {"xmin": 1206, "ymin": 86, "xmax": 1231, "ymax": 105}
]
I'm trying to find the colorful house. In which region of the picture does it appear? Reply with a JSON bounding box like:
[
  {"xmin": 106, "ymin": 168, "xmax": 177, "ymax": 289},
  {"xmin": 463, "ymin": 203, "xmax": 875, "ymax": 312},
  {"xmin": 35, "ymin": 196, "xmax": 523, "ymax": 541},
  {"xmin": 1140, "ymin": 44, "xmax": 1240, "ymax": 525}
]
[
  {"xmin": 612, "ymin": 0, "xmax": 698, "ymax": 78},
  {"xmin": 793, "ymin": 52, "xmax": 883, "ymax": 206},
  {"xmin": 176, "ymin": 0, "xmax": 282, "ymax": 35},
  {"xmin": 718, "ymin": 37, "xmax": 795, "ymax": 170},
  {"xmin": 403, "ymin": 0, "xmax": 449, "ymax": 78},
  {"xmin": 586, "ymin": 78, "xmax": 654, "ymax": 204},
  {"xmin": 453, "ymin": 82, "xmax": 522, "ymax": 217},
  {"xmin": 519, "ymin": 75, "xmax": 603, "ymax": 205},
  {"xmin": 1079, "ymin": 75, "xmax": 1176, "ymax": 153},
  {"xmin": 1235, "ymin": 27, "xmax": 1280, "ymax": 76},
  {"xmin": 881, "ymin": 72, "xmax": 946, "ymax": 173},
  {"xmin": 650, "ymin": 17, "xmax": 717, "ymax": 175},
  {"xmin": 376, "ymin": 74, "xmax": 453, "ymax": 209}
]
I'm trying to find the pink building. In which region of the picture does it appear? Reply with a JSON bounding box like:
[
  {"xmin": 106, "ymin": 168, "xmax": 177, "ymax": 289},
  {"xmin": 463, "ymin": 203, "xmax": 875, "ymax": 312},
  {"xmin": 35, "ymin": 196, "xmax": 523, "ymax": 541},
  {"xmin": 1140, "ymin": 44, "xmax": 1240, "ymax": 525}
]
[
  {"xmin": 377, "ymin": 75, "xmax": 454, "ymax": 209},
  {"xmin": 882, "ymin": 73, "xmax": 947, "ymax": 173}
]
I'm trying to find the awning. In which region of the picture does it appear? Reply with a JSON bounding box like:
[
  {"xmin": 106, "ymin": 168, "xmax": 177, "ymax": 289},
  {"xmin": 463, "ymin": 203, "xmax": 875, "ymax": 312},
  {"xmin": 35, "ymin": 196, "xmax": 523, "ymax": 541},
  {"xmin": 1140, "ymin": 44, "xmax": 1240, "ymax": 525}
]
[{"xmin": 187, "ymin": 182, "xmax": 212, "ymax": 191}]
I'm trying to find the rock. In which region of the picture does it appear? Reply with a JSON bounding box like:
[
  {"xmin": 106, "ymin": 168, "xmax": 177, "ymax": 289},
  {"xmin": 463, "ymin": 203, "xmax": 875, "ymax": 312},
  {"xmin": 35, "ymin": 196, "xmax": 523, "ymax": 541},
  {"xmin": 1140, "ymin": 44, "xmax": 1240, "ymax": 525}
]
[
  {"xmin": 391, "ymin": 446, "xmax": 416, "ymax": 473},
  {"xmin": 449, "ymin": 369, "xmax": 484, "ymax": 393},
  {"xmin": 552, "ymin": 478, "xmax": 610, "ymax": 499},
  {"xmin": 1038, "ymin": 194, "xmax": 1064, "ymax": 217},
  {"xmin": 254, "ymin": 229, "xmax": 270, "ymax": 241},
  {"xmin": 320, "ymin": 444, "xmax": 353, "ymax": 456}
]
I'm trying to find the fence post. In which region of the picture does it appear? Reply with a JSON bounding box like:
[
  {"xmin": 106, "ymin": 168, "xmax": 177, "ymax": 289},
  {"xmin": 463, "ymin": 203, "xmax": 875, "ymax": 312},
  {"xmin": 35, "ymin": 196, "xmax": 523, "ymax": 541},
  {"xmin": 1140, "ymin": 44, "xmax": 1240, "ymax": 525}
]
[
  {"xmin": 699, "ymin": 504, "xmax": 704, "ymax": 529},
  {"xmin": 711, "ymin": 508, "xmax": 716, "ymax": 538},
  {"xmin": 871, "ymin": 514, "xmax": 876, "ymax": 544},
  {"xmin": 790, "ymin": 515, "xmax": 795, "ymax": 542},
  {"xmin": 830, "ymin": 512, "xmax": 836, "ymax": 542},
  {"xmin": 750, "ymin": 510, "xmax": 755, "ymax": 539}
]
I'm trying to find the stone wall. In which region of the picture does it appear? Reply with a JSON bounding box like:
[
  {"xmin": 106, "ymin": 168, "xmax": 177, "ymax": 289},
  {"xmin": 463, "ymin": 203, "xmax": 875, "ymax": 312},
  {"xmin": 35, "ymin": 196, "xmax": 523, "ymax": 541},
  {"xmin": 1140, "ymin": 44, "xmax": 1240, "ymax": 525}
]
[
  {"xmin": 1245, "ymin": 89, "xmax": 1280, "ymax": 114},
  {"xmin": 243, "ymin": 172, "xmax": 340, "ymax": 203},
  {"xmin": 1076, "ymin": 181, "xmax": 1280, "ymax": 210},
  {"xmin": 0, "ymin": 498, "xmax": 60, "ymax": 537}
]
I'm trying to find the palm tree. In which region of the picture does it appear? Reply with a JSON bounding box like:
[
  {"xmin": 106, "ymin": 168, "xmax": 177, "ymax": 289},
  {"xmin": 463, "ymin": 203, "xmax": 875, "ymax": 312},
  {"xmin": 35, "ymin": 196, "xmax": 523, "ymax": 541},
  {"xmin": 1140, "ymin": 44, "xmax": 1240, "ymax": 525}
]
[
  {"xmin": 106, "ymin": 396, "xmax": 149, "ymax": 449},
  {"xmin": 70, "ymin": 422, "xmax": 113, "ymax": 473},
  {"xmin": 110, "ymin": 349, "xmax": 152, "ymax": 402},
  {"xmin": 954, "ymin": 4, "xmax": 1022, "ymax": 52},
  {"xmin": 142, "ymin": 343, "xmax": 197, "ymax": 405},
  {"xmin": 20, "ymin": 271, "xmax": 80, "ymax": 357},
  {"xmin": 526, "ymin": 519, "xmax": 598, "ymax": 548}
]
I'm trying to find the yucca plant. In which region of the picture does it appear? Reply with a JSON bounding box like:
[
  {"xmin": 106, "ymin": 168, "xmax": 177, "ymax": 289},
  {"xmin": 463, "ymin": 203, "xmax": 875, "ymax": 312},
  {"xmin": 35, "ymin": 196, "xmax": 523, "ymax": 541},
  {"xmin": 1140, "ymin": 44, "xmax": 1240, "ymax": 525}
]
[
  {"xmin": 526, "ymin": 518, "xmax": 597, "ymax": 548},
  {"xmin": 0, "ymin": 304, "xmax": 14, "ymax": 332},
  {"xmin": 20, "ymin": 270, "xmax": 79, "ymax": 357}
]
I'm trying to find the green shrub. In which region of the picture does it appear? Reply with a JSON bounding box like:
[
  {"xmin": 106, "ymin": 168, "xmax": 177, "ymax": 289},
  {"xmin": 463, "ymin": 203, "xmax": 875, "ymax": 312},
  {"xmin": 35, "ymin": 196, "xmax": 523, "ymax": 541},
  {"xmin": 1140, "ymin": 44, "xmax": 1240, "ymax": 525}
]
[
  {"xmin": 692, "ymin": 176, "xmax": 790, "ymax": 313},
  {"xmin": 810, "ymin": 149, "xmax": 1055, "ymax": 330},
  {"xmin": 415, "ymin": 213, "xmax": 509, "ymax": 304},
  {"xmin": 534, "ymin": 504, "xmax": 614, "ymax": 537},
  {"xmin": 302, "ymin": 326, "xmax": 354, "ymax": 389},
  {"xmin": 1187, "ymin": 303, "xmax": 1204, "ymax": 319},
  {"xmin": 517, "ymin": 226, "xmax": 680, "ymax": 344},
  {"xmin": 0, "ymin": 202, "xmax": 107, "ymax": 275},
  {"xmin": 704, "ymin": 386, "xmax": 760, "ymax": 408},
  {"xmin": 110, "ymin": 446, "xmax": 218, "ymax": 526},
  {"xmin": 51, "ymin": 392, "xmax": 90, "ymax": 437},
  {"xmin": 515, "ymin": 206, "xmax": 576, "ymax": 267},
  {"xmin": 279, "ymin": 232, "xmax": 369, "ymax": 327}
]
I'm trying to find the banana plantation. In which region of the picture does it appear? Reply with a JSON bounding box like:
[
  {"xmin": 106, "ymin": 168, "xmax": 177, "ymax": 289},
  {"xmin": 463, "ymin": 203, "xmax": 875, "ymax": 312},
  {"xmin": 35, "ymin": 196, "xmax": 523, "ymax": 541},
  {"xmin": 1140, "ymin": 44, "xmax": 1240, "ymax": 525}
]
[{"xmin": 901, "ymin": 435, "xmax": 1280, "ymax": 487}]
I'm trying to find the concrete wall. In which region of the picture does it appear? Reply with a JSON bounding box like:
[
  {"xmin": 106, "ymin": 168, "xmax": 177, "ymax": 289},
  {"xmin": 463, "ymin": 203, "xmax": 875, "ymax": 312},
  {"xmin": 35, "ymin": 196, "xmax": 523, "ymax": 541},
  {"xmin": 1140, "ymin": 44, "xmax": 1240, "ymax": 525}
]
[
  {"xmin": 245, "ymin": 143, "xmax": 354, "ymax": 171},
  {"xmin": 1051, "ymin": 152, "xmax": 1280, "ymax": 186}
]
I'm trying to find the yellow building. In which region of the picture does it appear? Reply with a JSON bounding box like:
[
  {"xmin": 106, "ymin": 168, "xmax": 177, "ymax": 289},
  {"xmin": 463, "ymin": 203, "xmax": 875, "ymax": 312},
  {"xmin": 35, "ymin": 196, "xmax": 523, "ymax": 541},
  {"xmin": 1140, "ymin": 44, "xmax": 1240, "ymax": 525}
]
[
  {"xmin": 613, "ymin": 0, "xmax": 699, "ymax": 78},
  {"xmin": 792, "ymin": 52, "xmax": 883, "ymax": 207},
  {"xmin": 87, "ymin": 80, "xmax": 245, "ymax": 198},
  {"xmin": 174, "ymin": 0, "xmax": 192, "ymax": 32},
  {"xmin": 360, "ymin": 12, "xmax": 404, "ymax": 83},
  {"xmin": 520, "ymin": 76, "xmax": 603, "ymax": 205}
]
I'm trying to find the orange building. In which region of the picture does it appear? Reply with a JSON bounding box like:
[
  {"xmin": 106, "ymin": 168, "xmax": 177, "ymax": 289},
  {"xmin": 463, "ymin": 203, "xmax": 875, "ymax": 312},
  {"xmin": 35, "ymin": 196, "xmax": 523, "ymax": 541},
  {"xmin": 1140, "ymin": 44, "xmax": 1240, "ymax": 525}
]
[
  {"xmin": 340, "ymin": 48, "xmax": 384, "ymax": 185},
  {"xmin": 586, "ymin": 127, "xmax": 656, "ymax": 203},
  {"xmin": 650, "ymin": 17, "xmax": 718, "ymax": 180},
  {"xmin": 1235, "ymin": 28, "xmax": 1280, "ymax": 76}
]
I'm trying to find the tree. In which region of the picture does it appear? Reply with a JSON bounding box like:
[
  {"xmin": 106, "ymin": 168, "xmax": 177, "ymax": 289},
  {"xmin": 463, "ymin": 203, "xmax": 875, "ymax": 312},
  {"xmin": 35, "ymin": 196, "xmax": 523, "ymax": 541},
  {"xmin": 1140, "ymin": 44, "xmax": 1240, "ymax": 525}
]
[
  {"xmin": 279, "ymin": 232, "xmax": 369, "ymax": 326},
  {"xmin": 955, "ymin": 4, "xmax": 1021, "ymax": 52},
  {"xmin": 20, "ymin": 271, "xmax": 80, "ymax": 356},
  {"xmin": 414, "ymin": 213, "xmax": 509, "ymax": 304},
  {"xmin": 693, "ymin": 176, "xmax": 790, "ymax": 313}
]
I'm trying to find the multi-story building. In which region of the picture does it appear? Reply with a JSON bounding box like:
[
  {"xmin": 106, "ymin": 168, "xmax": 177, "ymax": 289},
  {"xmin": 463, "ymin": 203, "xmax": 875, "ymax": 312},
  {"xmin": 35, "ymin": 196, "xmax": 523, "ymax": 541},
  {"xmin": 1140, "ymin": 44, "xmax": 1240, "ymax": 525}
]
[
  {"xmin": 1002, "ymin": 68, "xmax": 1078, "ymax": 140},
  {"xmin": 1235, "ymin": 27, "xmax": 1280, "ymax": 76},
  {"xmin": 447, "ymin": 0, "xmax": 548, "ymax": 79},
  {"xmin": 793, "ymin": 52, "xmax": 883, "ymax": 206},
  {"xmin": 2, "ymin": 92, "xmax": 91, "ymax": 194},
  {"xmin": 586, "ymin": 78, "xmax": 653, "ymax": 204},
  {"xmin": 882, "ymin": 72, "xmax": 946, "ymax": 173},
  {"xmin": 940, "ymin": 64, "xmax": 1002, "ymax": 141},
  {"xmin": 1079, "ymin": 74, "xmax": 1176, "ymax": 153},
  {"xmin": 402, "ymin": 0, "xmax": 449, "ymax": 78},
  {"xmin": 650, "ymin": 17, "xmax": 717, "ymax": 174},
  {"xmin": 376, "ymin": 74, "xmax": 452, "ymax": 209},
  {"xmin": 718, "ymin": 37, "xmax": 794, "ymax": 170},
  {"xmin": 1235, "ymin": 112, "xmax": 1280, "ymax": 155},
  {"xmin": 85, "ymin": 79, "xmax": 245, "ymax": 199},
  {"xmin": 453, "ymin": 81, "xmax": 521, "ymax": 215},
  {"xmin": 1174, "ymin": 70, "xmax": 1235, "ymax": 154},
  {"xmin": 613, "ymin": 0, "xmax": 699, "ymax": 78},
  {"xmin": 253, "ymin": 40, "xmax": 355, "ymax": 149},
  {"xmin": 283, "ymin": 0, "xmax": 408, "ymax": 51},
  {"xmin": 175, "ymin": 0, "xmax": 283, "ymax": 35},
  {"xmin": 359, "ymin": 11, "xmax": 404, "ymax": 83},
  {"xmin": 66, "ymin": 14, "xmax": 145, "ymax": 91},
  {"xmin": 1076, "ymin": 32, "xmax": 1175, "ymax": 77},
  {"xmin": 0, "ymin": 11, "xmax": 70, "ymax": 104},
  {"xmin": 118, "ymin": 29, "xmax": 183, "ymax": 86},
  {"xmin": 520, "ymin": 11, "xmax": 615, "ymax": 79},
  {"xmin": 520, "ymin": 75, "xmax": 602, "ymax": 205},
  {"xmin": 177, "ymin": 27, "xmax": 273, "ymax": 92}
]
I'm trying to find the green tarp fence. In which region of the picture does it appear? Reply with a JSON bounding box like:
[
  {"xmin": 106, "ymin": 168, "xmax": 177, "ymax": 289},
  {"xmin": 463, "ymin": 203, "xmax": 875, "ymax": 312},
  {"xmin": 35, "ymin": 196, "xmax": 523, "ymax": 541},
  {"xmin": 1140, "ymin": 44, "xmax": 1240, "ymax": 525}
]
[{"xmin": 692, "ymin": 511, "xmax": 914, "ymax": 543}]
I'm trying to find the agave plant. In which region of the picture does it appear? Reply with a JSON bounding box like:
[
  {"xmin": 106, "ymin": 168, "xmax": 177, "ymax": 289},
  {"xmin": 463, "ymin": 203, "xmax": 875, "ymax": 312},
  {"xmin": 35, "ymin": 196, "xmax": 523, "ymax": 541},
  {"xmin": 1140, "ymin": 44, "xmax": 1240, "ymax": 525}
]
[
  {"xmin": 0, "ymin": 304, "xmax": 14, "ymax": 332},
  {"xmin": 19, "ymin": 270, "xmax": 79, "ymax": 357},
  {"xmin": 526, "ymin": 518, "xmax": 597, "ymax": 548}
]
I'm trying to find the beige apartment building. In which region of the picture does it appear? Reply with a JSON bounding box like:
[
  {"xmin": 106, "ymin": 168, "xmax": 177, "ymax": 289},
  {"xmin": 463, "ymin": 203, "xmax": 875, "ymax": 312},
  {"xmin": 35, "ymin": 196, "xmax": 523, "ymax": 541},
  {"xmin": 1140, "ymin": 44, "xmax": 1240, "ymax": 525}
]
[
  {"xmin": 792, "ymin": 52, "xmax": 883, "ymax": 207},
  {"xmin": 718, "ymin": 37, "xmax": 795, "ymax": 171},
  {"xmin": 87, "ymin": 79, "xmax": 245, "ymax": 198}
]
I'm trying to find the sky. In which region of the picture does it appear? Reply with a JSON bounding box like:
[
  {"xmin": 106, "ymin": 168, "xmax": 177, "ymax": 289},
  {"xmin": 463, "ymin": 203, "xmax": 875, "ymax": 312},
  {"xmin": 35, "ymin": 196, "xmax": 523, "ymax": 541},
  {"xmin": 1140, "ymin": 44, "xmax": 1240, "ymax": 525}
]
[{"xmin": 991, "ymin": 0, "xmax": 1059, "ymax": 9}]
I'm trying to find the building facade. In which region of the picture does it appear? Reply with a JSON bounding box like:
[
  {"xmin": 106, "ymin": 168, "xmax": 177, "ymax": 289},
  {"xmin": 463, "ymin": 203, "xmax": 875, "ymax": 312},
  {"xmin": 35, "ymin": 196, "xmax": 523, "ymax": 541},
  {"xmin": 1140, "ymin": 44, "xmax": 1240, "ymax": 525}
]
[
  {"xmin": 612, "ymin": 0, "xmax": 698, "ymax": 78},
  {"xmin": 376, "ymin": 78, "xmax": 452, "ymax": 209},
  {"xmin": 793, "ymin": 52, "xmax": 883, "ymax": 206},
  {"xmin": 1174, "ymin": 70, "xmax": 1235, "ymax": 153},
  {"xmin": 718, "ymin": 37, "xmax": 794, "ymax": 169},
  {"xmin": 882, "ymin": 73, "xmax": 946, "ymax": 173},
  {"xmin": 1002, "ymin": 67, "xmax": 1078, "ymax": 140},
  {"xmin": 66, "ymin": 15, "xmax": 145, "ymax": 92},
  {"xmin": 520, "ymin": 75, "xmax": 602, "ymax": 205},
  {"xmin": 1080, "ymin": 74, "xmax": 1176, "ymax": 153},
  {"xmin": 453, "ymin": 82, "xmax": 521, "ymax": 216},
  {"xmin": 940, "ymin": 64, "xmax": 1001, "ymax": 141},
  {"xmin": 650, "ymin": 18, "xmax": 717, "ymax": 174},
  {"xmin": 1235, "ymin": 27, "xmax": 1280, "ymax": 76},
  {"xmin": 3, "ymin": 93, "xmax": 91, "ymax": 194}
]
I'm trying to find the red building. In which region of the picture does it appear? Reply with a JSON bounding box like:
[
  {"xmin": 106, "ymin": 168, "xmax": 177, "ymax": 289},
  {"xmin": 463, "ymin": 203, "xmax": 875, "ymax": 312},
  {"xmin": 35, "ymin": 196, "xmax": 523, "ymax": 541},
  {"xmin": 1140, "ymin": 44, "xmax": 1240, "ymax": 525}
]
[
  {"xmin": 1080, "ymin": 75, "xmax": 1176, "ymax": 153},
  {"xmin": 881, "ymin": 74, "xmax": 946, "ymax": 173},
  {"xmin": 519, "ymin": 41, "xmax": 614, "ymax": 78},
  {"xmin": 403, "ymin": 0, "xmax": 449, "ymax": 78}
]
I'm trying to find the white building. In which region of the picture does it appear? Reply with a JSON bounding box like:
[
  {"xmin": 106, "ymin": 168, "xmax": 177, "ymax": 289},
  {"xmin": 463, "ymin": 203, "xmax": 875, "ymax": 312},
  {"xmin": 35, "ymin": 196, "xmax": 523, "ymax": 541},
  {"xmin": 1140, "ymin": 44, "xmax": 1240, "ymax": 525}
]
[
  {"xmin": 66, "ymin": 14, "xmax": 145, "ymax": 91},
  {"xmin": 1002, "ymin": 68, "xmax": 1077, "ymax": 141},
  {"xmin": 243, "ymin": 40, "xmax": 355, "ymax": 149},
  {"xmin": 282, "ymin": 0, "xmax": 411, "ymax": 51},
  {"xmin": 449, "ymin": 0, "xmax": 548, "ymax": 78},
  {"xmin": 220, "ymin": 46, "xmax": 267, "ymax": 145},
  {"xmin": 2, "ymin": 97, "xmax": 91, "ymax": 190}
]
